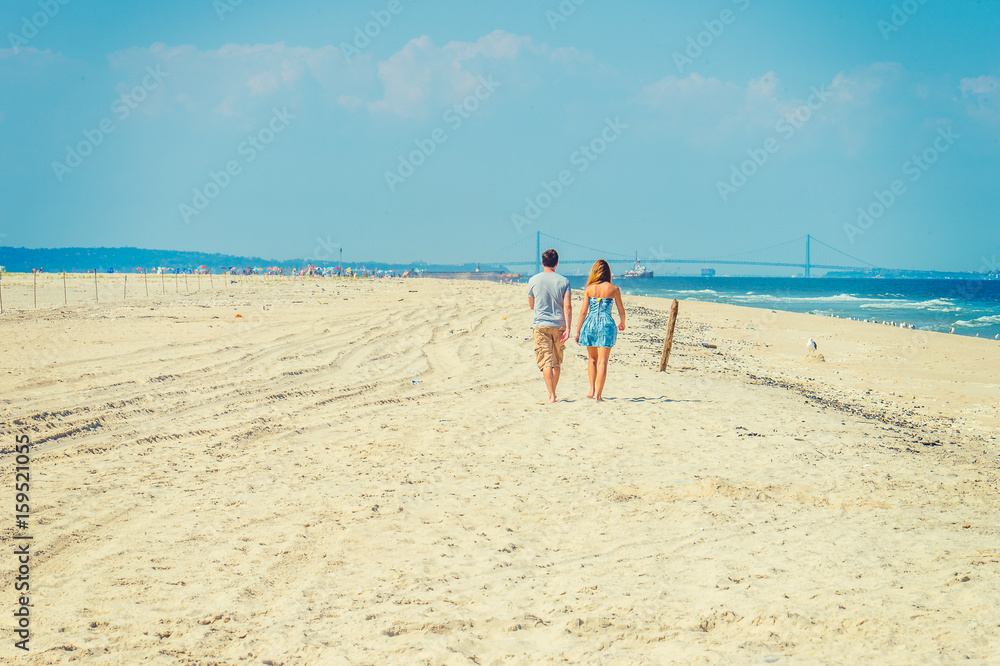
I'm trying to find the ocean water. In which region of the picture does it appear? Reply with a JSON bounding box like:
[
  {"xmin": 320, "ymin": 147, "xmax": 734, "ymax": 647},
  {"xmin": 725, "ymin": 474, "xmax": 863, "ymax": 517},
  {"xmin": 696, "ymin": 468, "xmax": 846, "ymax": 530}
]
[{"xmin": 561, "ymin": 277, "xmax": 1000, "ymax": 340}]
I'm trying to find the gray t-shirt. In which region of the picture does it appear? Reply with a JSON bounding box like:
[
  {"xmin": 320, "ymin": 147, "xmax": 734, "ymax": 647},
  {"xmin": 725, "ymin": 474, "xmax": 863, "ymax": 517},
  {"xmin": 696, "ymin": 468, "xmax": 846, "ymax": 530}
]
[{"xmin": 527, "ymin": 271, "xmax": 571, "ymax": 328}]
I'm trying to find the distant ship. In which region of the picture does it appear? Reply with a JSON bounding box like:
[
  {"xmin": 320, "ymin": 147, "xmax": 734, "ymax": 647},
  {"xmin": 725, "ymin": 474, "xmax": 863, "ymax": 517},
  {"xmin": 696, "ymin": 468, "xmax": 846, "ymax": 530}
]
[{"xmin": 620, "ymin": 255, "xmax": 653, "ymax": 279}]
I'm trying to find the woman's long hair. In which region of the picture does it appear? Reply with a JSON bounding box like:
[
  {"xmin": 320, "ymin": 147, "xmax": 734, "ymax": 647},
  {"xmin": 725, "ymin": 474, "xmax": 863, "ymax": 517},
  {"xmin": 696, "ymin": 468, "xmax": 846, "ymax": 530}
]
[{"xmin": 586, "ymin": 259, "xmax": 612, "ymax": 286}]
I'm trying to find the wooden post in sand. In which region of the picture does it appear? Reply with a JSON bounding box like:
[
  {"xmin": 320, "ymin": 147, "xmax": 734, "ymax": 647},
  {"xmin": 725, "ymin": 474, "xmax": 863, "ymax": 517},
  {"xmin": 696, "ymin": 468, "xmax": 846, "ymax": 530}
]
[
  {"xmin": 144, "ymin": 270, "xmax": 148, "ymax": 297},
  {"xmin": 33, "ymin": 270, "xmax": 37, "ymax": 308},
  {"xmin": 658, "ymin": 299, "xmax": 680, "ymax": 371},
  {"xmin": 94, "ymin": 271, "xmax": 99, "ymax": 303},
  {"xmin": 123, "ymin": 274, "xmax": 127, "ymax": 300},
  {"xmin": 161, "ymin": 271, "xmax": 165, "ymax": 295},
  {"xmin": 63, "ymin": 271, "xmax": 67, "ymax": 305},
  {"xmin": 0, "ymin": 271, "xmax": 4, "ymax": 314}
]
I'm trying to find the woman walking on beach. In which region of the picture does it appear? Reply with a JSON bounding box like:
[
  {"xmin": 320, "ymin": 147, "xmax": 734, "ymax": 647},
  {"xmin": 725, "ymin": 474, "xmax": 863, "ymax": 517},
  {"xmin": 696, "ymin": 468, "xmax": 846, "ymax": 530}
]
[{"xmin": 575, "ymin": 259, "xmax": 626, "ymax": 401}]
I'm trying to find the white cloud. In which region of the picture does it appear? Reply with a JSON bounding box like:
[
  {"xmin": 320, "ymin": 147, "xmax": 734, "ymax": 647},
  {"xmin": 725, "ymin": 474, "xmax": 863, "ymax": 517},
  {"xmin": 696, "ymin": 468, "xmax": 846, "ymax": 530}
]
[
  {"xmin": 0, "ymin": 46, "xmax": 62, "ymax": 63},
  {"xmin": 107, "ymin": 42, "xmax": 375, "ymax": 121},
  {"xmin": 827, "ymin": 62, "xmax": 903, "ymax": 106},
  {"xmin": 337, "ymin": 95, "xmax": 364, "ymax": 112},
  {"xmin": 247, "ymin": 72, "xmax": 280, "ymax": 96},
  {"xmin": 959, "ymin": 74, "xmax": 1000, "ymax": 124},
  {"xmin": 367, "ymin": 30, "xmax": 575, "ymax": 117},
  {"xmin": 638, "ymin": 62, "xmax": 927, "ymax": 156},
  {"xmin": 103, "ymin": 31, "xmax": 580, "ymax": 121},
  {"xmin": 960, "ymin": 75, "xmax": 999, "ymax": 95},
  {"xmin": 637, "ymin": 73, "xmax": 744, "ymax": 113},
  {"xmin": 637, "ymin": 71, "xmax": 784, "ymax": 146}
]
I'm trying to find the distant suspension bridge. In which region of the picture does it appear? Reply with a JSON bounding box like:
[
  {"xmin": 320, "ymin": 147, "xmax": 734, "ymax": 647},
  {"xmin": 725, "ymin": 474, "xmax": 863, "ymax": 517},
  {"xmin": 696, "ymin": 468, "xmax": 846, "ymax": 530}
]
[{"xmin": 485, "ymin": 232, "xmax": 880, "ymax": 277}]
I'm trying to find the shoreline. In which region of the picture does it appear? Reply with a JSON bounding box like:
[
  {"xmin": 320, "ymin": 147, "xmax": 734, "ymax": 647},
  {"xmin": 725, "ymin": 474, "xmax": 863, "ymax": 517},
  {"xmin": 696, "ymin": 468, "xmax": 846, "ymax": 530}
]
[
  {"xmin": 4, "ymin": 271, "xmax": 998, "ymax": 340},
  {"xmin": 2, "ymin": 275, "xmax": 998, "ymax": 662}
]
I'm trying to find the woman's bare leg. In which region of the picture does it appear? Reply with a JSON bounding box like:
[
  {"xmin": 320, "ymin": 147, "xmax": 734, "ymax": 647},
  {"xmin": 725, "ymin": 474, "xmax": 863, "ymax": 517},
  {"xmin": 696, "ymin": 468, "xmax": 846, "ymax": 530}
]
[
  {"xmin": 586, "ymin": 347, "xmax": 598, "ymax": 398},
  {"xmin": 595, "ymin": 347, "xmax": 612, "ymax": 401}
]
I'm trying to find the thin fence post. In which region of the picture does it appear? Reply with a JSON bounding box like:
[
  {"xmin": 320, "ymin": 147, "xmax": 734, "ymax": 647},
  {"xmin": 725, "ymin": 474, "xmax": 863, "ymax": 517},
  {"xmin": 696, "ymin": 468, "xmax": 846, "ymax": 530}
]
[
  {"xmin": 123, "ymin": 274, "xmax": 127, "ymax": 300},
  {"xmin": 33, "ymin": 270, "xmax": 37, "ymax": 308},
  {"xmin": 94, "ymin": 271, "xmax": 99, "ymax": 303},
  {"xmin": 63, "ymin": 270, "xmax": 67, "ymax": 305},
  {"xmin": 185, "ymin": 274, "xmax": 189, "ymax": 292},
  {"xmin": 144, "ymin": 270, "xmax": 148, "ymax": 297},
  {"xmin": 0, "ymin": 271, "xmax": 4, "ymax": 314},
  {"xmin": 161, "ymin": 271, "xmax": 165, "ymax": 295},
  {"xmin": 658, "ymin": 299, "xmax": 680, "ymax": 371},
  {"xmin": 197, "ymin": 273, "xmax": 201, "ymax": 291}
]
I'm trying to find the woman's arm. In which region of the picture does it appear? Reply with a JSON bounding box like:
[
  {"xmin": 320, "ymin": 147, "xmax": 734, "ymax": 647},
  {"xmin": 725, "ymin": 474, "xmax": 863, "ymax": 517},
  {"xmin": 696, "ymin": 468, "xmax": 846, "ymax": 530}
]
[
  {"xmin": 574, "ymin": 285, "xmax": 590, "ymax": 342},
  {"xmin": 614, "ymin": 287, "xmax": 626, "ymax": 331}
]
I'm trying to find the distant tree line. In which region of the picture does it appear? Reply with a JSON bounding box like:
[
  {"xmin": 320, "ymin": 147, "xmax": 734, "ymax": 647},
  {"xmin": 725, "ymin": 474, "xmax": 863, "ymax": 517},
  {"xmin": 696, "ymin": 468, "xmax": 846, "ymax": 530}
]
[{"xmin": 0, "ymin": 246, "xmax": 508, "ymax": 274}]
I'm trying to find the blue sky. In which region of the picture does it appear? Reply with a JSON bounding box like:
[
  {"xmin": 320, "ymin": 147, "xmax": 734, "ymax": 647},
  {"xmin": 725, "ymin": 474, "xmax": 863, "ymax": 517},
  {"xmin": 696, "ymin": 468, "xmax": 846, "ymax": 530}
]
[{"xmin": 1, "ymin": 0, "xmax": 998, "ymax": 272}]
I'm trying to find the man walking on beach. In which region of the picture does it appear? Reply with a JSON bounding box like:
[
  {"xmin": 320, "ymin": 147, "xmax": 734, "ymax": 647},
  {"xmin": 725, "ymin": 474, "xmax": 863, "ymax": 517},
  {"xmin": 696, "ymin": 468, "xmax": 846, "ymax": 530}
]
[{"xmin": 527, "ymin": 249, "xmax": 572, "ymax": 403}]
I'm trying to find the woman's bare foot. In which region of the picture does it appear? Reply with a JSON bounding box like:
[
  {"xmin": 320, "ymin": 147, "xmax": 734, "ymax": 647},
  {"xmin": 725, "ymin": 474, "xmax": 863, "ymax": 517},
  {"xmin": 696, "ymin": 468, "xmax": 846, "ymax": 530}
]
[
  {"xmin": 585, "ymin": 392, "xmax": 594, "ymax": 399},
  {"xmin": 548, "ymin": 394, "xmax": 558, "ymax": 403},
  {"xmin": 595, "ymin": 396, "xmax": 604, "ymax": 402}
]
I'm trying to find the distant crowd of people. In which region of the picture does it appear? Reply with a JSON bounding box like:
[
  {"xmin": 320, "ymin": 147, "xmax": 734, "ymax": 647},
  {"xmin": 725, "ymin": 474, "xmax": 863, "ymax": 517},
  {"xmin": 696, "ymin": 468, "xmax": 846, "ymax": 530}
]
[{"xmin": 22, "ymin": 266, "xmax": 399, "ymax": 278}]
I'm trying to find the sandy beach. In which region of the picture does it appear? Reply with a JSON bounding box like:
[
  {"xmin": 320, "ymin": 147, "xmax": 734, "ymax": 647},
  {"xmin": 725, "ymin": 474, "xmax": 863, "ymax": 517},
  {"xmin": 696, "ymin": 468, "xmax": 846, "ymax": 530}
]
[{"xmin": 1, "ymin": 273, "xmax": 998, "ymax": 664}]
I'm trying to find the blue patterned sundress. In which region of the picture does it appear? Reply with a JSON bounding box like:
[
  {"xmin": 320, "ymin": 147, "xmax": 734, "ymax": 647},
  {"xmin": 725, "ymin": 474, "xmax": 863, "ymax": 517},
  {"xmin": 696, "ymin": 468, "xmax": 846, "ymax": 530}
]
[{"xmin": 578, "ymin": 298, "xmax": 617, "ymax": 348}]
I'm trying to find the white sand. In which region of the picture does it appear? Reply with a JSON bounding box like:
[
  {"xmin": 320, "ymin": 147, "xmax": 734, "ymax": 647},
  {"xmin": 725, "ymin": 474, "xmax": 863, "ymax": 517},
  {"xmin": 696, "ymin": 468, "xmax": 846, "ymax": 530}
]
[{"xmin": 1, "ymin": 274, "xmax": 998, "ymax": 663}]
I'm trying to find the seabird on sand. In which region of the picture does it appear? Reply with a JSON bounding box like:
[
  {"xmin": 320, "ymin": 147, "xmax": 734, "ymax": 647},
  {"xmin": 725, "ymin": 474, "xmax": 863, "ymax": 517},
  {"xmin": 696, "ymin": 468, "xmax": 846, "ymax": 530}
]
[
  {"xmin": 949, "ymin": 328, "xmax": 955, "ymax": 334},
  {"xmin": 807, "ymin": 338, "xmax": 817, "ymax": 352}
]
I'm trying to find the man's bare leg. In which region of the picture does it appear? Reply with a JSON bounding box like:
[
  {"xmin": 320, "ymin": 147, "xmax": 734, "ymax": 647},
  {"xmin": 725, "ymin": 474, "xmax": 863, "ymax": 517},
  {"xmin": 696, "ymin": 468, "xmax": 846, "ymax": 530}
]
[{"xmin": 542, "ymin": 366, "xmax": 559, "ymax": 403}]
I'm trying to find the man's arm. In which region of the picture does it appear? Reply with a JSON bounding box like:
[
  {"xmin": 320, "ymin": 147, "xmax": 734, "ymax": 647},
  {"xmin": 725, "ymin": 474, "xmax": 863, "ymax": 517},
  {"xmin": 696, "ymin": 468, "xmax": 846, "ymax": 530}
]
[
  {"xmin": 560, "ymin": 288, "xmax": 572, "ymax": 342},
  {"xmin": 528, "ymin": 296, "xmax": 535, "ymax": 310}
]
